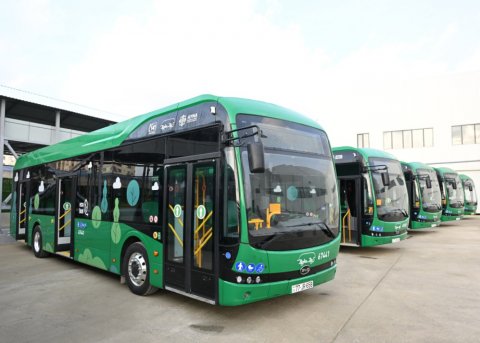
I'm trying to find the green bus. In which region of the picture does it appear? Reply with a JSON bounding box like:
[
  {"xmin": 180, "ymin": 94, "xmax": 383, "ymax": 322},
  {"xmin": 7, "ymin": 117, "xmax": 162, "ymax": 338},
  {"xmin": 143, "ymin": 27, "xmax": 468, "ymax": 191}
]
[
  {"xmin": 459, "ymin": 174, "xmax": 478, "ymax": 215},
  {"xmin": 10, "ymin": 95, "xmax": 340, "ymax": 306},
  {"xmin": 332, "ymin": 147, "xmax": 409, "ymax": 247},
  {"xmin": 401, "ymin": 162, "xmax": 442, "ymax": 229},
  {"xmin": 434, "ymin": 167, "xmax": 464, "ymax": 221}
]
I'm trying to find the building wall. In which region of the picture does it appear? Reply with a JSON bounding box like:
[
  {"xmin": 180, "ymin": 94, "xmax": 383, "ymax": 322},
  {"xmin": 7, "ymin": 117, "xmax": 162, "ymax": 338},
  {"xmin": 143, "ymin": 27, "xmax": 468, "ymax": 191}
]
[{"xmin": 333, "ymin": 71, "xmax": 480, "ymax": 214}]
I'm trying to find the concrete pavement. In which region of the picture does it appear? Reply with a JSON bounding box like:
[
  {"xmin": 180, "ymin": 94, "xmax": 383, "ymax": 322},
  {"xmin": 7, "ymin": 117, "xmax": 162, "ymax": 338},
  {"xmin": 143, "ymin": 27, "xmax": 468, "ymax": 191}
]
[{"xmin": 1, "ymin": 215, "xmax": 479, "ymax": 342}]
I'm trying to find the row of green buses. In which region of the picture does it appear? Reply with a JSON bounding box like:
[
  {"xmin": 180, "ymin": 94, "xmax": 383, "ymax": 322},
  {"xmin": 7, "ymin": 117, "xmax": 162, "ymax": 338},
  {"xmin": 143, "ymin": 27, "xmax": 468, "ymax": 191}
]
[
  {"xmin": 334, "ymin": 146, "xmax": 477, "ymax": 247},
  {"xmin": 9, "ymin": 95, "xmax": 478, "ymax": 304}
]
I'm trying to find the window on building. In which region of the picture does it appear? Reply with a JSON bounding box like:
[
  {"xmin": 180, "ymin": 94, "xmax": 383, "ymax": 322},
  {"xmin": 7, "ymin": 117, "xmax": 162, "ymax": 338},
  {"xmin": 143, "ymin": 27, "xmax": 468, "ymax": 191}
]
[
  {"xmin": 357, "ymin": 133, "xmax": 370, "ymax": 148},
  {"xmin": 452, "ymin": 124, "xmax": 480, "ymax": 145},
  {"xmin": 383, "ymin": 128, "xmax": 434, "ymax": 149}
]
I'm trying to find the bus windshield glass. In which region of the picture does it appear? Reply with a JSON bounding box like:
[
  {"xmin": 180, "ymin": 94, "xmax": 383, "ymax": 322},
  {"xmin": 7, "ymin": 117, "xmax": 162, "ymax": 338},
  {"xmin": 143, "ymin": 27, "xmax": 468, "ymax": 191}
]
[
  {"xmin": 369, "ymin": 158, "xmax": 409, "ymax": 222},
  {"xmin": 445, "ymin": 173, "xmax": 464, "ymax": 207},
  {"xmin": 237, "ymin": 115, "xmax": 339, "ymax": 251},
  {"xmin": 417, "ymin": 168, "xmax": 442, "ymax": 212},
  {"xmin": 464, "ymin": 181, "xmax": 477, "ymax": 204}
]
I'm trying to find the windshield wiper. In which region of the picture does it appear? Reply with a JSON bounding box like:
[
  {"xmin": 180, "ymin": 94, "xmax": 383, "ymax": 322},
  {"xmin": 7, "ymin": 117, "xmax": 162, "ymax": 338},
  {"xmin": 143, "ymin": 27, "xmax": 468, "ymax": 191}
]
[
  {"xmin": 257, "ymin": 232, "xmax": 287, "ymax": 249},
  {"xmin": 287, "ymin": 221, "xmax": 335, "ymax": 238}
]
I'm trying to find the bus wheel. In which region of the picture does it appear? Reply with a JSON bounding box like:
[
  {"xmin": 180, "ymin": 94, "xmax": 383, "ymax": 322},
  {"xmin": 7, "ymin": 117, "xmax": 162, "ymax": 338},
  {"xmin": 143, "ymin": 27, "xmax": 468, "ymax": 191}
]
[
  {"xmin": 32, "ymin": 227, "xmax": 49, "ymax": 258},
  {"xmin": 123, "ymin": 242, "xmax": 157, "ymax": 296}
]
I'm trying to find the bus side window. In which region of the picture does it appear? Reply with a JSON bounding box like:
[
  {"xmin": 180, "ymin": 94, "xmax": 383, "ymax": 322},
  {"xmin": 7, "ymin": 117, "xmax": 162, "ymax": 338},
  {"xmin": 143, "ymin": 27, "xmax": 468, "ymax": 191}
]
[{"xmin": 226, "ymin": 166, "xmax": 239, "ymax": 237}]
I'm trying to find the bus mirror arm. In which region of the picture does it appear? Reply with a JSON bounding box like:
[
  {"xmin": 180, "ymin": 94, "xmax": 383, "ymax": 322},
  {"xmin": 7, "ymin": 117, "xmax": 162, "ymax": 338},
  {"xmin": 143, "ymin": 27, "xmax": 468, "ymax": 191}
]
[
  {"xmin": 364, "ymin": 164, "xmax": 390, "ymax": 186},
  {"xmin": 223, "ymin": 125, "xmax": 264, "ymax": 146}
]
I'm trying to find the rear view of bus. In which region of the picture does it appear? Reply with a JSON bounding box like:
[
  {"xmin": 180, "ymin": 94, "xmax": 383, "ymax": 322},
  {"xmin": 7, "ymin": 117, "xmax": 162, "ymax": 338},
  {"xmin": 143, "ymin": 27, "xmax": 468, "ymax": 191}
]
[
  {"xmin": 402, "ymin": 162, "xmax": 442, "ymax": 229},
  {"xmin": 460, "ymin": 174, "xmax": 478, "ymax": 215},
  {"xmin": 333, "ymin": 147, "xmax": 409, "ymax": 247},
  {"xmin": 434, "ymin": 167, "xmax": 464, "ymax": 221}
]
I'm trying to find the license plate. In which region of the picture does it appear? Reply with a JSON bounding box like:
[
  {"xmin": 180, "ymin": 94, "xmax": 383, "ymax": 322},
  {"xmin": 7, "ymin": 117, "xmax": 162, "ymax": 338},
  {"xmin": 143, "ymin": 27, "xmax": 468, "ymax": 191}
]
[
  {"xmin": 291, "ymin": 281, "xmax": 314, "ymax": 294},
  {"xmin": 392, "ymin": 238, "xmax": 401, "ymax": 243}
]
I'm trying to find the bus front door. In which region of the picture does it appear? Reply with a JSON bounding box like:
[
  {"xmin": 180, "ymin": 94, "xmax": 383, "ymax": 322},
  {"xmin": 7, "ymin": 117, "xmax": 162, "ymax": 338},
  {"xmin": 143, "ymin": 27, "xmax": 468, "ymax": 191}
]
[
  {"xmin": 55, "ymin": 176, "xmax": 75, "ymax": 256},
  {"xmin": 164, "ymin": 159, "xmax": 218, "ymax": 303},
  {"xmin": 339, "ymin": 177, "xmax": 362, "ymax": 246}
]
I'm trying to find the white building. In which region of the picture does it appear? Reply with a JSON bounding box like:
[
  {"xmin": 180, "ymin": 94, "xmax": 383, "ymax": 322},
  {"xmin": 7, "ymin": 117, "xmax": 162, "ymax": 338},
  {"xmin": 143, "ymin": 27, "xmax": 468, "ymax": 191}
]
[{"xmin": 331, "ymin": 71, "xmax": 480, "ymax": 214}]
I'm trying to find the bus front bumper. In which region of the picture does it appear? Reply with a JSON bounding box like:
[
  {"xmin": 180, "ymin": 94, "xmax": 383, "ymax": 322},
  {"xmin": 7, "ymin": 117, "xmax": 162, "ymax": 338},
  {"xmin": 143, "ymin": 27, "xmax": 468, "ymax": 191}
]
[
  {"xmin": 218, "ymin": 264, "xmax": 336, "ymax": 306},
  {"xmin": 361, "ymin": 231, "xmax": 408, "ymax": 247}
]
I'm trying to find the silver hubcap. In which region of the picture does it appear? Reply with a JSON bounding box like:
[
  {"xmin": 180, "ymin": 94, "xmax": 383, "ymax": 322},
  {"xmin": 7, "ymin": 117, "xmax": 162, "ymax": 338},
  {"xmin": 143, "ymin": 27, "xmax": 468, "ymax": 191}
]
[
  {"xmin": 128, "ymin": 252, "xmax": 147, "ymax": 287},
  {"xmin": 34, "ymin": 231, "xmax": 41, "ymax": 252}
]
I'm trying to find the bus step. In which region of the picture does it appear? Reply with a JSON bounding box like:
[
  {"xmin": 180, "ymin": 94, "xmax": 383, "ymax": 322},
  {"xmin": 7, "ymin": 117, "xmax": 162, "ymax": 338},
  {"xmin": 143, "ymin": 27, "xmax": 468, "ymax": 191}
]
[{"xmin": 56, "ymin": 251, "xmax": 71, "ymax": 258}]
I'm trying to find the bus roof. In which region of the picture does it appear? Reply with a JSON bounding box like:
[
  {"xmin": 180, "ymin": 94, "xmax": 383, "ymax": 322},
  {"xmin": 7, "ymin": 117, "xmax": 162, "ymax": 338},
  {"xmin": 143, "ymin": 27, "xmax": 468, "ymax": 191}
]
[
  {"xmin": 332, "ymin": 146, "xmax": 399, "ymax": 163},
  {"xmin": 14, "ymin": 95, "xmax": 322, "ymax": 170},
  {"xmin": 434, "ymin": 167, "xmax": 458, "ymax": 176},
  {"xmin": 401, "ymin": 161, "xmax": 436, "ymax": 172},
  {"xmin": 459, "ymin": 174, "xmax": 474, "ymax": 182}
]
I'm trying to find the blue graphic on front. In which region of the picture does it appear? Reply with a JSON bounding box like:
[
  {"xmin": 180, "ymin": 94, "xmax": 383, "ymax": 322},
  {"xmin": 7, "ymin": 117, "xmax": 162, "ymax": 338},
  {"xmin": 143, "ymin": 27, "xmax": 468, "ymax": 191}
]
[
  {"xmin": 247, "ymin": 263, "xmax": 255, "ymax": 273},
  {"xmin": 255, "ymin": 263, "xmax": 265, "ymax": 273},
  {"xmin": 235, "ymin": 261, "xmax": 246, "ymax": 272}
]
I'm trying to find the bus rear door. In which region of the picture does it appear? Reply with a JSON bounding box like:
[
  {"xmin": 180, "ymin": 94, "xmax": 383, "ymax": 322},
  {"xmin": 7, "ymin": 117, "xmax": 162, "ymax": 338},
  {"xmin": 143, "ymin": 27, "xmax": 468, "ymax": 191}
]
[
  {"xmin": 15, "ymin": 179, "xmax": 30, "ymax": 241},
  {"xmin": 55, "ymin": 175, "xmax": 76, "ymax": 257},
  {"xmin": 163, "ymin": 156, "xmax": 219, "ymax": 304}
]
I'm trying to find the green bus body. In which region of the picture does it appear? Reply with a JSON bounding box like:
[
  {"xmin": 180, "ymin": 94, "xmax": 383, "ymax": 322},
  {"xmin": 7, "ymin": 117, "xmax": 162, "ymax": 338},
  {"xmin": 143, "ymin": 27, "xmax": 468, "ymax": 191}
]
[
  {"xmin": 10, "ymin": 94, "xmax": 340, "ymax": 306},
  {"xmin": 401, "ymin": 162, "xmax": 442, "ymax": 229},
  {"xmin": 333, "ymin": 147, "xmax": 409, "ymax": 247},
  {"xmin": 434, "ymin": 167, "xmax": 465, "ymax": 221},
  {"xmin": 459, "ymin": 174, "xmax": 478, "ymax": 215}
]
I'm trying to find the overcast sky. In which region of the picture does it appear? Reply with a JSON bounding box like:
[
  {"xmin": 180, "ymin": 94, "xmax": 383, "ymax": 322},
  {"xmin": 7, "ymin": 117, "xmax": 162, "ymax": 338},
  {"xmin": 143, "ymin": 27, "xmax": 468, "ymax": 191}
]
[{"xmin": 1, "ymin": 0, "xmax": 480, "ymax": 143}]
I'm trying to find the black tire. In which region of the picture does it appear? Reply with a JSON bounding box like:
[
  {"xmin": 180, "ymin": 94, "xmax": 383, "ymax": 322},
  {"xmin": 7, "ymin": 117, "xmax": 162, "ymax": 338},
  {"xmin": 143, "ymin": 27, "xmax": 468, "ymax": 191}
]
[
  {"xmin": 32, "ymin": 226, "xmax": 50, "ymax": 258},
  {"xmin": 123, "ymin": 242, "xmax": 157, "ymax": 296}
]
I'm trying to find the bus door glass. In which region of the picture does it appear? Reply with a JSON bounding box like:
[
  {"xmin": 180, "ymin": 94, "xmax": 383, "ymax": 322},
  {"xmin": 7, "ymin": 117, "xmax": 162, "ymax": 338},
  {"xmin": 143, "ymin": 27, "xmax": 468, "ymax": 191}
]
[
  {"xmin": 339, "ymin": 177, "xmax": 361, "ymax": 245},
  {"xmin": 56, "ymin": 176, "xmax": 75, "ymax": 251},
  {"xmin": 16, "ymin": 181, "xmax": 29, "ymax": 240},
  {"xmin": 164, "ymin": 159, "xmax": 217, "ymax": 301}
]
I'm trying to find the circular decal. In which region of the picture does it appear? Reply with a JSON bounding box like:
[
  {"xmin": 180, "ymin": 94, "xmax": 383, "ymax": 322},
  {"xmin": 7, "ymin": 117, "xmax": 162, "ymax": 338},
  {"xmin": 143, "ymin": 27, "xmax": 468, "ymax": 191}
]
[
  {"xmin": 196, "ymin": 205, "xmax": 206, "ymax": 220},
  {"xmin": 287, "ymin": 186, "xmax": 298, "ymax": 201},
  {"xmin": 63, "ymin": 202, "xmax": 71, "ymax": 211},
  {"xmin": 173, "ymin": 204, "xmax": 182, "ymax": 218},
  {"xmin": 247, "ymin": 263, "xmax": 255, "ymax": 273},
  {"xmin": 126, "ymin": 180, "xmax": 140, "ymax": 206},
  {"xmin": 255, "ymin": 263, "xmax": 265, "ymax": 273},
  {"xmin": 235, "ymin": 261, "xmax": 246, "ymax": 272}
]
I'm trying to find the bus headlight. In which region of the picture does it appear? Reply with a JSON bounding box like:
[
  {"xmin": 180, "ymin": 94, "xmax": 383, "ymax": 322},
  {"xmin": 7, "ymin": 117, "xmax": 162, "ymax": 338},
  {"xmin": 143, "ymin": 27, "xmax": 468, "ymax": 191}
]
[
  {"xmin": 255, "ymin": 276, "xmax": 261, "ymax": 284},
  {"xmin": 236, "ymin": 276, "xmax": 243, "ymax": 283}
]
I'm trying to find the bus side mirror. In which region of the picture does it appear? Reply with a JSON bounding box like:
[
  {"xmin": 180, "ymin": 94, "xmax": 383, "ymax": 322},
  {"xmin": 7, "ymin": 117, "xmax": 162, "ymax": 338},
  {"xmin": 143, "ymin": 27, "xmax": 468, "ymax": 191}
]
[
  {"xmin": 247, "ymin": 142, "xmax": 265, "ymax": 173},
  {"xmin": 426, "ymin": 176, "xmax": 432, "ymax": 189},
  {"xmin": 381, "ymin": 172, "xmax": 390, "ymax": 187},
  {"xmin": 469, "ymin": 185, "xmax": 473, "ymax": 192}
]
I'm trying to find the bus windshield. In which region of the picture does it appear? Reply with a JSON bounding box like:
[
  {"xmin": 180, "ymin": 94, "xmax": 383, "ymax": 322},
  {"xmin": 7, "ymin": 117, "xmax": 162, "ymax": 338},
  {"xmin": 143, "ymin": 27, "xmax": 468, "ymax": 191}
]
[
  {"xmin": 369, "ymin": 158, "xmax": 409, "ymax": 222},
  {"xmin": 445, "ymin": 173, "xmax": 465, "ymax": 208},
  {"xmin": 237, "ymin": 115, "xmax": 339, "ymax": 251},
  {"xmin": 417, "ymin": 168, "xmax": 442, "ymax": 212},
  {"xmin": 464, "ymin": 180, "xmax": 477, "ymax": 205}
]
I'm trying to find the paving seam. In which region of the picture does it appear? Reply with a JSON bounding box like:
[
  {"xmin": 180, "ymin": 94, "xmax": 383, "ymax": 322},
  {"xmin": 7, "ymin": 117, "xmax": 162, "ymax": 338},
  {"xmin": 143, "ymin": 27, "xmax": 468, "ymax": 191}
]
[{"xmin": 330, "ymin": 251, "xmax": 404, "ymax": 343}]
